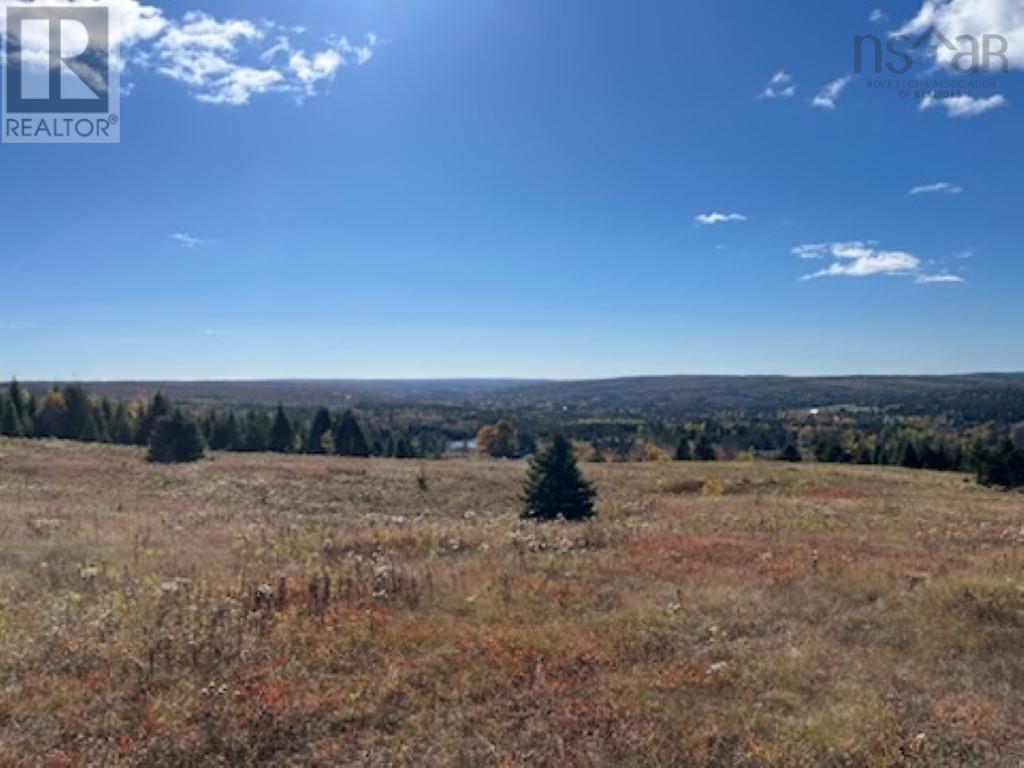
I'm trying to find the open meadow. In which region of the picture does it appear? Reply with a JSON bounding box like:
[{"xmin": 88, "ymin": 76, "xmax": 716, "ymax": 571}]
[{"xmin": 1, "ymin": 437, "xmax": 1023, "ymax": 766}]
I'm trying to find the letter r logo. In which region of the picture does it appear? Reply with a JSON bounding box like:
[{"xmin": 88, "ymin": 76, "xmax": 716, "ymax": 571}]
[{"xmin": 4, "ymin": 7, "xmax": 110, "ymax": 114}]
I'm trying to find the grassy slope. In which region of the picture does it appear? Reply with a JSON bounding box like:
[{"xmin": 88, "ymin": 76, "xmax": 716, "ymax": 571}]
[{"xmin": 1, "ymin": 438, "xmax": 1022, "ymax": 766}]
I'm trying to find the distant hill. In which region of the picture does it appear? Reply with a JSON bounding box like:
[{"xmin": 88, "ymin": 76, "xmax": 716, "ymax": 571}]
[{"xmin": 25, "ymin": 373, "xmax": 1024, "ymax": 420}]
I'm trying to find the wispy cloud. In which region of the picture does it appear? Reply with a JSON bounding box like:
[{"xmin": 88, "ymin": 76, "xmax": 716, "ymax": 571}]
[
  {"xmin": 795, "ymin": 240, "xmax": 963, "ymax": 284},
  {"xmin": 758, "ymin": 70, "xmax": 796, "ymax": 100},
  {"xmin": 170, "ymin": 232, "xmax": 206, "ymax": 249},
  {"xmin": 695, "ymin": 212, "xmax": 747, "ymax": 225},
  {"xmin": 909, "ymin": 181, "xmax": 963, "ymax": 195},
  {"xmin": 791, "ymin": 243, "xmax": 829, "ymax": 259},
  {"xmin": 869, "ymin": 8, "xmax": 888, "ymax": 23},
  {"xmin": 919, "ymin": 92, "xmax": 1007, "ymax": 118},
  {"xmin": 0, "ymin": 0, "xmax": 381, "ymax": 106},
  {"xmin": 915, "ymin": 273, "xmax": 965, "ymax": 284},
  {"xmin": 811, "ymin": 75, "xmax": 853, "ymax": 109}
]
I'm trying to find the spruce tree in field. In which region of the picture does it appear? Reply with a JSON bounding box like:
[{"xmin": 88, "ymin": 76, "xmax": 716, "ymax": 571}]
[
  {"xmin": 147, "ymin": 410, "xmax": 206, "ymax": 464},
  {"xmin": 334, "ymin": 410, "xmax": 370, "ymax": 457},
  {"xmin": 306, "ymin": 407, "xmax": 332, "ymax": 454},
  {"xmin": 674, "ymin": 437, "xmax": 693, "ymax": 461},
  {"xmin": 521, "ymin": 436, "xmax": 596, "ymax": 521},
  {"xmin": 269, "ymin": 404, "xmax": 295, "ymax": 453}
]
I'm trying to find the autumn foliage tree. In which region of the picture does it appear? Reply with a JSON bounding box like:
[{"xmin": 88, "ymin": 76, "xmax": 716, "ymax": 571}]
[{"xmin": 477, "ymin": 419, "xmax": 519, "ymax": 458}]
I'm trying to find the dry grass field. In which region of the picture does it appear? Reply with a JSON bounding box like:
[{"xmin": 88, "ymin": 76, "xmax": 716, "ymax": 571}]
[{"xmin": 1, "ymin": 437, "xmax": 1023, "ymax": 766}]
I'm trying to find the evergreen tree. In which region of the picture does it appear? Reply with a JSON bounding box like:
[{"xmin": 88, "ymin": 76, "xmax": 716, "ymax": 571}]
[
  {"xmin": 975, "ymin": 439, "xmax": 1024, "ymax": 489},
  {"xmin": 695, "ymin": 434, "xmax": 716, "ymax": 461},
  {"xmin": 393, "ymin": 435, "xmax": 415, "ymax": 459},
  {"xmin": 780, "ymin": 443, "xmax": 802, "ymax": 462},
  {"xmin": 80, "ymin": 411, "xmax": 102, "ymax": 442},
  {"xmin": 63, "ymin": 385, "xmax": 91, "ymax": 439},
  {"xmin": 100, "ymin": 398, "xmax": 114, "ymax": 427},
  {"xmin": 35, "ymin": 388, "xmax": 70, "ymax": 438},
  {"xmin": 268, "ymin": 404, "xmax": 295, "ymax": 453},
  {"xmin": 674, "ymin": 437, "xmax": 693, "ymax": 461},
  {"xmin": 900, "ymin": 442, "xmax": 922, "ymax": 469},
  {"xmin": 135, "ymin": 393, "xmax": 171, "ymax": 445},
  {"xmin": 22, "ymin": 391, "xmax": 36, "ymax": 436},
  {"xmin": 520, "ymin": 436, "xmax": 596, "ymax": 521},
  {"xmin": 1, "ymin": 398, "xmax": 24, "ymax": 437},
  {"xmin": 8, "ymin": 378, "xmax": 24, "ymax": 419},
  {"xmin": 147, "ymin": 410, "xmax": 206, "ymax": 464},
  {"xmin": 242, "ymin": 410, "xmax": 272, "ymax": 452},
  {"xmin": 110, "ymin": 403, "xmax": 135, "ymax": 444},
  {"xmin": 209, "ymin": 410, "xmax": 241, "ymax": 451},
  {"xmin": 306, "ymin": 407, "xmax": 332, "ymax": 454},
  {"xmin": 517, "ymin": 433, "xmax": 538, "ymax": 456},
  {"xmin": 334, "ymin": 410, "xmax": 370, "ymax": 457}
]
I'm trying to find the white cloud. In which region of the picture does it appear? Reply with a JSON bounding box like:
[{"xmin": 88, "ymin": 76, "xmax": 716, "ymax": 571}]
[
  {"xmin": 919, "ymin": 92, "xmax": 1007, "ymax": 117},
  {"xmin": 909, "ymin": 180, "xmax": 964, "ymax": 194},
  {"xmin": 758, "ymin": 70, "xmax": 796, "ymax": 100},
  {"xmin": 796, "ymin": 240, "xmax": 963, "ymax": 284},
  {"xmin": 289, "ymin": 49, "xmax": 343, "ymax": 90},
  {"xmin": 791, "ymin": 243, "xmax": 829, "ymax": 259},
  {"xmin": 811, "ymin": 75, "xmax": 853, "ymax": 109},
  {"xmin": 0, "ymin": 0, "xmax": 380, "ymax": 106},
  {"xmin": 897, "ymin": 0, "xmax": 1024, "ymax": 70},
  {"xmin": 695, "ymin": 212, "xmax": 747, "ymax": 225},
  {"xmin": 870, "ymin": 8, "xmax": 888, "ymax": 23},
  {"xmin": 170, "ymin": 232, "xmax": 206, "ymax": 248}
]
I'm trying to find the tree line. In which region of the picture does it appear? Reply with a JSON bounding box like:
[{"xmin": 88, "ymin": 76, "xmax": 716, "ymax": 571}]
[
  {"xmin": 0, "ymin": 380, "xmax": 426, "ymax": 463},
  {"xmin": 2, "ymin": 379, "xmax": 1021, "ymax": 488}
]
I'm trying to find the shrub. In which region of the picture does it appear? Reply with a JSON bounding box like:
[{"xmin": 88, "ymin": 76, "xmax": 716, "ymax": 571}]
[{"xmin": 521, "ymin": 436, "xmax": 596, "ymax": 521}]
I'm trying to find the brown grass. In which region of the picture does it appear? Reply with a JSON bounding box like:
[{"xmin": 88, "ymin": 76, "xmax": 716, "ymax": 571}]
[{"xmin": 1, "ymin": 437, "xmax": 1023, "ymax": 766}]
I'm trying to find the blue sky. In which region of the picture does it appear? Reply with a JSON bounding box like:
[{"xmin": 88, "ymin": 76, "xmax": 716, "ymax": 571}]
[{"xmin": 2, "ymin": 0, "xmax": 1022, "ymax": 380}]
